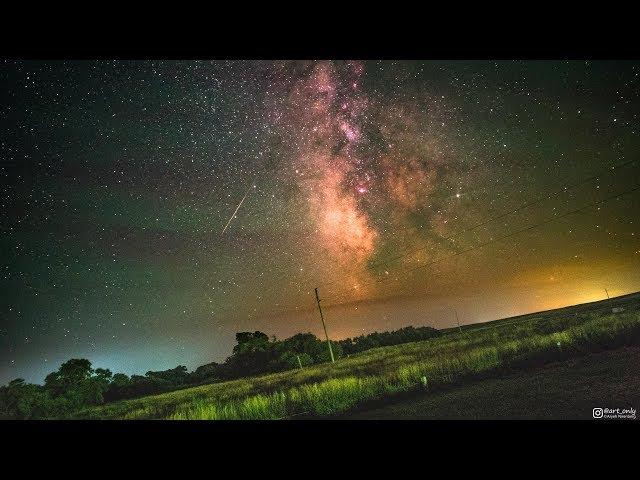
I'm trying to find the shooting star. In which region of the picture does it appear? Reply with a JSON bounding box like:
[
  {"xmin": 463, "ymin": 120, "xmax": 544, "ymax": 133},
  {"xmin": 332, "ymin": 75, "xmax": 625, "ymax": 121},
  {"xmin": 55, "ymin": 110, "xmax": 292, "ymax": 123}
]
[{"xmin": 221, "ymin": 181, "xmax": 255, "ymax": 235}]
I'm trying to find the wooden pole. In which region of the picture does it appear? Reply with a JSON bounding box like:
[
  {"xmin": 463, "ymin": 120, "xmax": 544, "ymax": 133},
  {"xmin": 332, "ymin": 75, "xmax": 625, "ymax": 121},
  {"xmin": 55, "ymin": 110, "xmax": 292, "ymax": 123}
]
[
  {"xmin": 315, "ymin": 287, "xmax": 335, "ymax": 363},
  {"xmin": 604, "ymin": 288, "xmax": 610, "ymax": 299}
]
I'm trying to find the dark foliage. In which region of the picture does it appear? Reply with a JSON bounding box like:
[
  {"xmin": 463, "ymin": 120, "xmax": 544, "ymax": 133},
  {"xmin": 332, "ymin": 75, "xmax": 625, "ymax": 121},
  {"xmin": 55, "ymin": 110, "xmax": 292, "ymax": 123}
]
[
  {"xmin": 0, "ymin": 359, "xmax": 112, "ymax": 419},
  {"xmin": 338, "ymin": 326, "xmax": 441, "ymax": 355},
  {"xmin": 0, "ymin": 325, "xmax": 440, "ymax": 418}
]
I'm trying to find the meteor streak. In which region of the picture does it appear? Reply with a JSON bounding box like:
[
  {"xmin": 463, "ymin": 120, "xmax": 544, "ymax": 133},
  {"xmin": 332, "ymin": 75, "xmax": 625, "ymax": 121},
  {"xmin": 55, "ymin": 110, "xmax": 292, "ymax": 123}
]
[{"xmin": 221, "ymin": 181, "xmax": 255, "ymax": 235}]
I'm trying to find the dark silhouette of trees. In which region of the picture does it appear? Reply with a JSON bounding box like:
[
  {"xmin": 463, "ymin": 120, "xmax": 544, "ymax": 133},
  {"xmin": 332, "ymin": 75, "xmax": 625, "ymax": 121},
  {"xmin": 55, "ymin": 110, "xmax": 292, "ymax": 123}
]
[
  {"xmin": 338, "ymin": 326, "xmax": 439, "ymax": 355},
  {"xmin": 0, "ymin": 324, "xmax": 441, "ymax": 418},
  {"xmin": 1, "ymin": 359, "xmax": 116, "ymax": 419}
]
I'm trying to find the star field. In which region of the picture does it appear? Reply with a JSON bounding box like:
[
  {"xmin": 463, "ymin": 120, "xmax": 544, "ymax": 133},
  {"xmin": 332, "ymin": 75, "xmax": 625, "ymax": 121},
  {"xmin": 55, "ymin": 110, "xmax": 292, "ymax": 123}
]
[{"xmin": 2, "ymin": 60, "xmax": 639, "ymax": 383}]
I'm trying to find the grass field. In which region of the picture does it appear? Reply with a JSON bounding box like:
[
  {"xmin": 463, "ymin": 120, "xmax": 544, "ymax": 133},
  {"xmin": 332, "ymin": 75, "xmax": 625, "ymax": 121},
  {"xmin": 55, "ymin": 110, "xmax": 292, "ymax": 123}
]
[
  {"xmin": 75, "ymin": 293, "xmax": 640, "ymax": 420},
  {"xmin": 346, "ymin": 346, "xmax": 640, "ymax": 419}
]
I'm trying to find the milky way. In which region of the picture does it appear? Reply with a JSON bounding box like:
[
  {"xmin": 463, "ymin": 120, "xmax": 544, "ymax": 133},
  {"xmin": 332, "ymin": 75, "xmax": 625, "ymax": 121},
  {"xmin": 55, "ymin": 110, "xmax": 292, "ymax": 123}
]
[
  {"xmin": 2, "ymin": 60, "xmax": 640, "ymax": 383},
  {"xmin": 264, "ymin": 61, "xmax": 480, "ymax": 303}
]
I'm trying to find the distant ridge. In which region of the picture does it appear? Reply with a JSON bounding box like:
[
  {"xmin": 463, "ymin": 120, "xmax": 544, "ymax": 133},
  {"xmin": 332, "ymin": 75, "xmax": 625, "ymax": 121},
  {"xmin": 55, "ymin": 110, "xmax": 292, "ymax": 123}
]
[{"xmin": 441, "ymin": 290, "xmax": 640, "ymax": 333}]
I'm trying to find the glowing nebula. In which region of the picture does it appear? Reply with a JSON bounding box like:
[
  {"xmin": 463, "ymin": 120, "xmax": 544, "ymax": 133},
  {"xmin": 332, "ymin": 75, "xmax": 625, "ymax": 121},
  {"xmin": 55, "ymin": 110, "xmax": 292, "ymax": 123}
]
[
  {"xmin": 314, "ymin": 166, "xmax": 377, "ymax": 262},
  {"xmin": 265, "ymin": 60, "xmax": 475, "ymax": 302}
]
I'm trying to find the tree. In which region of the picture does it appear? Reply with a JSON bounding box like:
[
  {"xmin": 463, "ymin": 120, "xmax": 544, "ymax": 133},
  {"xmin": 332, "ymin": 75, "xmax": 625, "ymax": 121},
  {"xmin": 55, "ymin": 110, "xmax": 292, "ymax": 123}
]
[
  {"xmin": 45, "ymin": 358, "xmax": 94, "ymax": 395},
  {"xmin": 281, "ymin": 333, "xmax": 325, "ymax": 359},
  {"xmin": 233, "ymin": 331, "xmax": 270, "ymax": 355},
  {"xmin": 190, "ymin": 362, "xmax": 221, "ymax": 383},
  {"xmin": 145, "ymin": 365, "xmax": 189, "ymax": 384},
  {"xmin": 278, "ymin": 351, "xmax": 313, "ymax": 370},
  {"xmin": 41, "ymin": 359, "xmax": 112, "ymax": 413},
  {"xmin": 111, "ymin": 373, "xmax": 131, "ymax": 388},
  {"xmin": 0, "ymin": 378, "xmax": 51, "ymax": 419},
  {"xmin": 94, "ymin": 368, "xmax": 113, "ymax": 382},
  {"xmin": 104, "ymin": 373, "xmax": 132, "ymax": 402},
  {"xmin": 315, "ymin": 341, "xmax": 343, "ymax": 363},
  {"xmin": 227, "ymin": 331, "xmax": 274, "ymax": 377}
]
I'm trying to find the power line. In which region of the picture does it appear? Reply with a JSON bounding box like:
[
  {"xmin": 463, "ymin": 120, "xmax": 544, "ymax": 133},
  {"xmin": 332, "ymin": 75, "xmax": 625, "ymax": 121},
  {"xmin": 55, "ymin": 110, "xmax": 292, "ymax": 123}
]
[
  {"xmin": 328, "ymin": 183, "xmax": 639, "ymax": 303},
  {"xmin": 322, "ymin": 157, "xmax": 638, "ymax": 290},
  {"xmin": 231, "ymin": 152, "xmax": 557, "ymax": 293},
  {"xmin": 219, "ymin": 155, "xmax": 636, "ymax": 307},
  {"xmin": 206, "ymin": 156, "xmax": 638, "ymax": 312},
  {"xmin": 248, "ymin": 157, "xmax": 639, "ymax": 309},
  {"xmin": 323, "ymin": 183, "xmax": 640, "ymax": 306}
]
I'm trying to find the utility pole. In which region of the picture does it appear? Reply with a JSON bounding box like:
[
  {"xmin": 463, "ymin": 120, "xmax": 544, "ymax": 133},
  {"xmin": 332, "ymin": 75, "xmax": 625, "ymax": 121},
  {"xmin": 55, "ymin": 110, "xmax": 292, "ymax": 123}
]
[
  {"xmin": 604, "ymin": 288, "xmax": 610, "ymax": 299},
  {"xmin": 455, "ymin": 309, "xmax": 462, "ymax": 333},
  {"xmin": 315, "ymin": 287, "xmax": 335, "ymax": 363}
]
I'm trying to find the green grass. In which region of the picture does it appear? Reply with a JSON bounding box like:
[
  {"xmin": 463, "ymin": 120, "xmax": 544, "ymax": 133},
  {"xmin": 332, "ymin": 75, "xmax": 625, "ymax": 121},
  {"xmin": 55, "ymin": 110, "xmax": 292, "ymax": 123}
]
[
  {"xmin": 347, "ymin": 346, "xmax": 640, "ymax": 419},
  {"xmin": 75, "ymin": 301, "xmax": 640, "ymax": 420}
]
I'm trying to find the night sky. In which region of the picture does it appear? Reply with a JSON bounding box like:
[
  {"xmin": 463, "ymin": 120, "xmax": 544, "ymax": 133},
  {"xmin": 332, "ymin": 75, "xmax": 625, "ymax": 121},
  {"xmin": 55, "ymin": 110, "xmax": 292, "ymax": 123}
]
[{"xmin": 2, "ymin": 60, "xmax": 639, "ymax": 384}]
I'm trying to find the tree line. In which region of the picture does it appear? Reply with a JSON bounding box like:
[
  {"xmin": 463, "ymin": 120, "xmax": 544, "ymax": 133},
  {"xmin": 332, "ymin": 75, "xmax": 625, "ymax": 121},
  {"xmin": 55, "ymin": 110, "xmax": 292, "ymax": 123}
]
[{"xmin": 0, "ymin": 325, "xmax": 439, "ymax": 419}]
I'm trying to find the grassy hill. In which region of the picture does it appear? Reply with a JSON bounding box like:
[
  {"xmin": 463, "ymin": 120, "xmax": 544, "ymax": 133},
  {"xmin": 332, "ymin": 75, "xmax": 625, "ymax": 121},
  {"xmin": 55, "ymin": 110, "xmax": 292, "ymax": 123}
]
[
  {"xmin": 76, "ymin": 292, "xmax": 640, "ymax": 420},
  {"xmin": 345, "ymin": 345, "xmax": 640, "ymax": 419}
]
